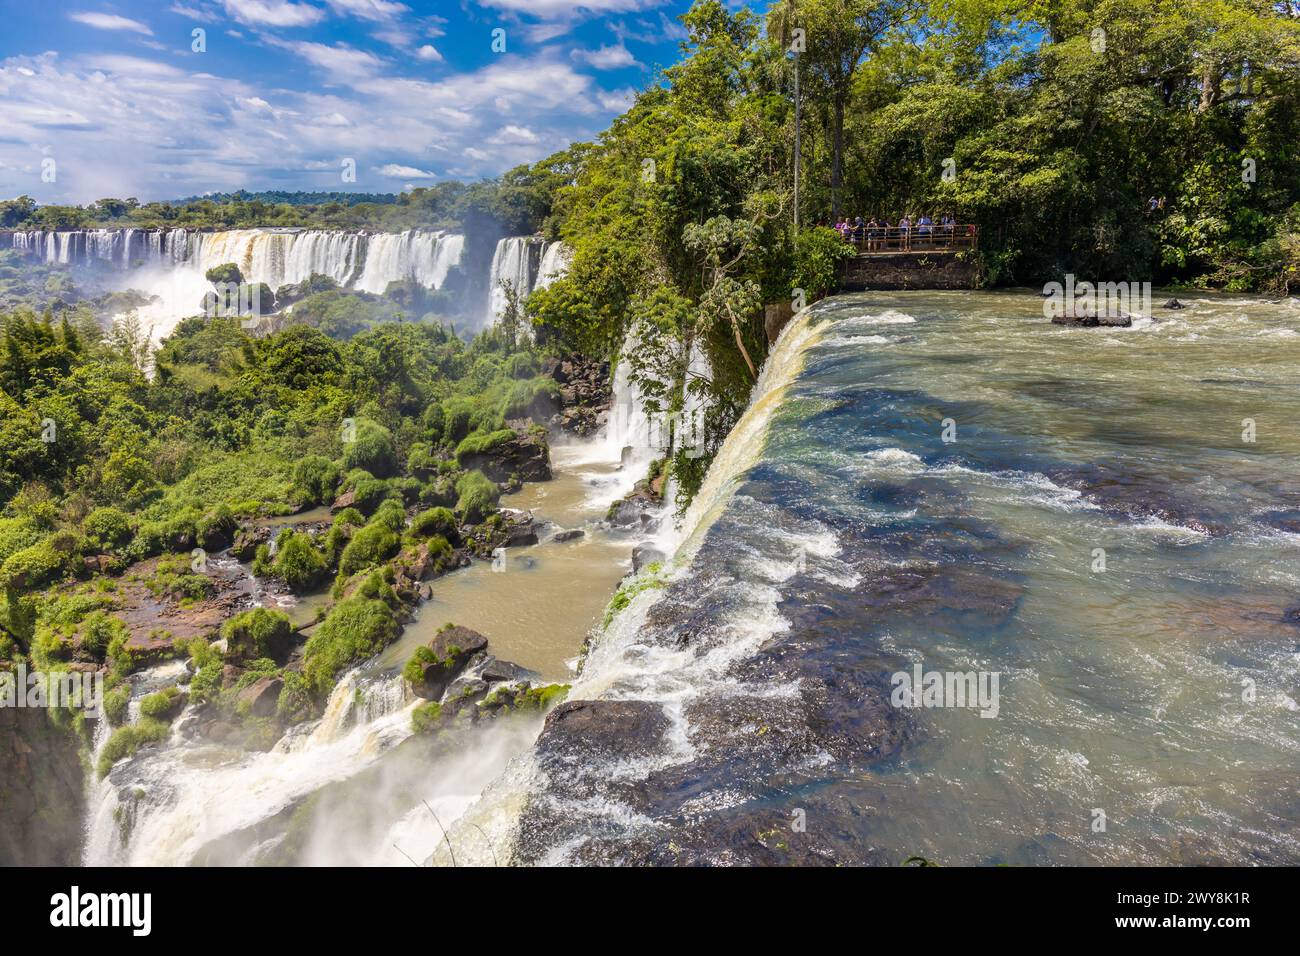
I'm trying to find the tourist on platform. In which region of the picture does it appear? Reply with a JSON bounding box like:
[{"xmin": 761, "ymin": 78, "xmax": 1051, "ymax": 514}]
[
  {"xmin": 918, "ymin": 213, "xmax": 933, "ymax": 242},
  {"xmin": 866, "ymin": 217, "xmax": 881, "ymax": 250}
]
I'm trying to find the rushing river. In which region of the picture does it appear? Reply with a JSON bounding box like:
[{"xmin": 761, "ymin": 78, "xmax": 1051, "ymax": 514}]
[{"xmin": 472, "ymin": 290, "xmax": 1300, "ymax": 866}]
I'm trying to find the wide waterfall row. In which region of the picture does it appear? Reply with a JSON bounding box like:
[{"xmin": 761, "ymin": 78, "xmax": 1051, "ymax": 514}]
[{"xmin": 0, "ymin": 227, "xmax": 465, "ymax": 294}]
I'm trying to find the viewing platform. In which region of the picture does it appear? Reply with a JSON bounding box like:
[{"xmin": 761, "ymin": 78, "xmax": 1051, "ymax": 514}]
[{"xmin": 837, "ymin": 224, "xmax": 980, "ymax": 291}]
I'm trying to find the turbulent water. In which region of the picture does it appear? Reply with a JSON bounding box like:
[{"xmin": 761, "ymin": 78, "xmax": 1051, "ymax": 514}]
[{"xmin": 463, "ymin": 291, "xmax": 1300, "ymax": 866}]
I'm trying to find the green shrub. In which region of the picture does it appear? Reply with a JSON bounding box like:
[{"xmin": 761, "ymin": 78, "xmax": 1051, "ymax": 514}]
[
  {"xmin": 350, "ymin": 476, "xmax": 394, "ymax": 515},
  {"xmin": 341, "ymin": 418, "xmax": 398, "ymax": 477},
  {"xmin": 454, "ymin": 471, "xmax": 498, "ymax": 525},
  {"xmin": 292, "ymin": 455, "xmax": 342, "ymax": 506},
  {"xmin": 97, "ymin": 718, "xmax": 171, "ymax": 777},
  {"xmin": 302, "ymin": 596, "xmax": 399, "ymax": 695},
  {"xmin": 337, "ymin": 521, "xmax": 400, "ymax": 577},
  {"xmin": 411, "ymin": 701, "xmax": 443, "ymax": 733},
  {"xmin": 402, "ymin": 645, "xmax": 436, "ymax": 684},
  {"xmin": 222, "ymin": 607, "xmax": 293, "ymax": 661},
  {"xmin": 269, "ymin": 530, "xmax": 328, "ymax": 591},
  {"xmin": 409, "ymin": 506, "xmax": 458, "ymax": 544},
  {"xmin": 276, "ymin": 670, "xmax": 314, "ymax": 724},
  {"xmin": 139, "ymin": 686, "xmax": 185, "ymax": 721},
  {"xmin": 369, "ymin": 499, "xmax": 407, "ymax": 534},
  {"xmin": 455, "ymin": 428, "xmax": 515, "ymax": 464},
  {"xmin": 0, "ymin": 539, "xmax": 69, "ymax": 590},
  {"xmin": 103, "ymin": 684, "xmax": 130, "ymax": 726},
  {"xmin": 81, "ymin": 507, "xmax": 133, "ymax": 551},
  {"xmin": 196, "ymin": 504, "xmax": 236, "ymax": 550}
]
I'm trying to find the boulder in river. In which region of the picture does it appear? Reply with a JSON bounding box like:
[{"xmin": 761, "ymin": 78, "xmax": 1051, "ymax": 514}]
[
  {"xmin": 406, "ymin": 625, "xmax": 489, "ymax": 700},
  {"xmin": 1162, "ymin": 297, "xmax": 1185, "ymax": 309},
  {"xmin": 1050, "ymin": 307, "xmax": 1133, "ymax": 328},
  {"xmin": 237, "ymin": 677, "xmax": 283, "ymax": 718}
]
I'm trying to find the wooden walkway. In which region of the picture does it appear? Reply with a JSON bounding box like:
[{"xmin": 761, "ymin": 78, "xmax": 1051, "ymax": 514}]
[{"xmin": 841, "ymin": 224, "xmax": 979, "ymax": 256}]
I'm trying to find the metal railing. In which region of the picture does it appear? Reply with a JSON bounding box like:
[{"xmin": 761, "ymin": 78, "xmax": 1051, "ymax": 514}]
[{"xmin": 841, "ymin": 224, "xmax": 979, "ymax": 254}]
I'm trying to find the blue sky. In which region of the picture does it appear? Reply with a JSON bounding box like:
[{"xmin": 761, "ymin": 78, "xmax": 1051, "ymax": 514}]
[{"xmin": 0, "ymin": 0, "xmax": 706, "ymax": 204}]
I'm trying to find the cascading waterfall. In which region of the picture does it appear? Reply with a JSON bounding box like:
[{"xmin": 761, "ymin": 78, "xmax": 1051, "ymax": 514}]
[
  {"xmin": 428, "ymin": 308, "xmax": 822, "ymax": 865},
  {"xmin": 483, "ymin": 236, "xmax": 539, "ymax": 331},
  {"xmin": 354, "ymin": 230, "xmax": 464, "ymax": 294},
  {"xmin": 533, "ymin": 241, "xmax": 570, "ymax": 291},
  {"xmin": 84, "ymin": 666, "xmax": 413, "ymax": 866},
  {"xmin": 1, "ymin": 227, "xmax": 464, "ymax": 290}
]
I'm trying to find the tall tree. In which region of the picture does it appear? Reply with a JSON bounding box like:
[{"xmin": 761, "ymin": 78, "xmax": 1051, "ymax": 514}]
[{"xmin": 772, "ymin": 0, "xmax": 917, "ymax": 218}]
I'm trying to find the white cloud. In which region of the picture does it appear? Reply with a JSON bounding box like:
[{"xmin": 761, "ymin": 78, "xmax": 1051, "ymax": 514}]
[
  {"xmin": 572, "ymin": 44, "xmax": 640, "ymax": 70},
  {"xmin": 169, "ymin": 3, "xmax": 221, "ymax": 22},
  {"xmin": 490, "ymin": 124, "xmax": 539, "ymax": 144},
  {"xmin": 221, "ymin": 0, "xmax": 326, "ymax": 28},
  {"xmin": 325, "ymin": 0, "xmax": 408, "ymax": 20},
  {"xmin": 264, "ymin": 38, "xmax": 386, "ymax": 78},
  {"xmin": 475, "ymin": 0, "xmax": 663, "ymax": 15},
  {"xmin": 379, "ymin": 163, "xmax": 434, "ymax": 177},
  {"xmin": 0, "ymin": 49, "xmax": 611, "ymax": 203},
  {"xmin": 68, "ymin": 12, "xmax": 154, "ymax": 35},
  {"xmin": 597, "ymin": 87, "xmax": 637, "ymax": 112},
  {"xmin": 416, "ymin": 45, "xmax": 443, "ymax": 62}
]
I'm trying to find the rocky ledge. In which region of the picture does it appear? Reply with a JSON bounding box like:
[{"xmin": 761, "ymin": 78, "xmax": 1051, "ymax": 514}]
[{"xmin": 543, "ymin": 354, "xmax": 610, "ymax": 437}]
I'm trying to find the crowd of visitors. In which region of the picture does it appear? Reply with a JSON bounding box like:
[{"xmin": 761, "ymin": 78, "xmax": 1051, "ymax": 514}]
[{"xmin": 832, "ymin": 213, "xmax": 974, "ymax": 249}]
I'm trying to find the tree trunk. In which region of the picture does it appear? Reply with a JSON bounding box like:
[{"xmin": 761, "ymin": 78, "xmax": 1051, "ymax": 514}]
[
  {"xmin": 728, "ymin": 307, "xmax": 758, "ymax": 380},
  {"xmin": 831, "ymin": 92, "xmax": 845, "ymax": 220},
  {"xmin": 1199, "ymin": 60, "xmax": 1222, "ymax": 112}
]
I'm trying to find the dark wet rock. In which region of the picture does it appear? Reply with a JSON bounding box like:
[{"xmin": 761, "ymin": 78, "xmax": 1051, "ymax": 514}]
[
  {"xmin": 411, "ymin": 625, "xmax": 489, "ymax": 700},
  {"xmin": 460, "ymin": 424, "xmax": 552, "ymax": 483},
  {"xmin": 231, "ymin": 525, "xmax": 272, "ymax": 561},
  {"xmin": 504, "ymin": 523, "xmax": 539, "ymax": 548},
  {"xmin": 564, "ymin": 793, "xmax": 893, "ymax": 867},
  {"xmin": 441, "ymin": 678, "xmax": 491, "ymax": 720},
  {"xmin": 1263, "ymin": 509, "xmax": 1300, "ymax": 535},
  {"xmin": 1045, "ymin": 461, "xmax": 1227, "ymax": 535},
  {"xmin": 552, "ymin": 528, "xmax": 584, "ymax": 543},
  {"xmin": 607, "ymin": 480, "xmax": 660, "ymax": 528},
  {"xmin": 237, "ymin": 677, "xmax": 283, "ymax": 718},
  {"xmin": 537, "ymin": 700, "xmax": 670, "ymax": 761},
  {"xmin": 631, "ymin": 545, "xmax": 665, "ymax": 573},
  {"xmin": 1050, "ymin": 308, "xmax": 1133, "ymax": 328},
  {"xmin": 480, "ymin": 657, "xmax": 540, "ymax": 684},
  {"xmin": 329, "ymin": 487, "xmax": 357, "ymax": 513},
  {"xmin": 0, "ymin": 707, "xmax": 85, "ymax": 866},
  {"xmin": 546, "ymin": 354, "xmax": 610, "ymax": 437},
  {"xmin": 1283, "ymin": 606, "xmax": 1300, "ymax": 627},
  {"xmin": 1162, "ymin": 297, "xmax": 1185, "ymax": 309}
]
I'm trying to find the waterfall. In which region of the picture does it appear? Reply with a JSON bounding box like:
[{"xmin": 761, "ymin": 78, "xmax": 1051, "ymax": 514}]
[
  {"xmin": 483, "ymin": 236, "xmax": 541, "ymax": 331},
  {"xmin": 2, "ymin": 227, "xmax": 463, "ymax": 294},
  {"xmin": 428, "ymin": 307, "xmax": 823, "ymax": 865},
  {"xmin": 533, "ymin": 241, "xmax": 570, "ymax": 291},
  {"xmin": 354, "ymin": 230, "xmax": 464, "ymax": 294},
  {"xmin": 83, "ymin": 667, "xmax": 413, "ymax": 866},
  {"xmin": 2, "ymin": 227, "xmax": 465, "ymax": 345}
]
